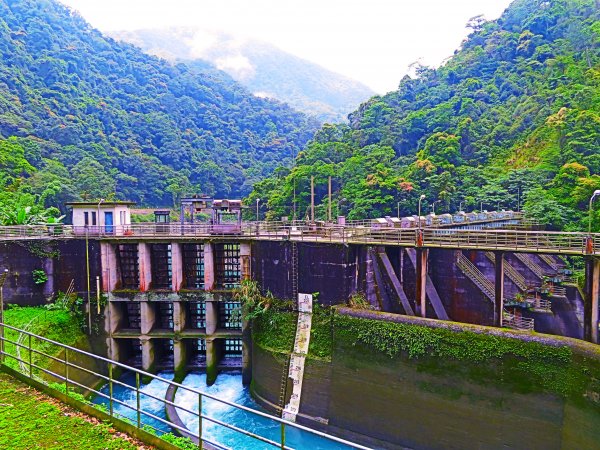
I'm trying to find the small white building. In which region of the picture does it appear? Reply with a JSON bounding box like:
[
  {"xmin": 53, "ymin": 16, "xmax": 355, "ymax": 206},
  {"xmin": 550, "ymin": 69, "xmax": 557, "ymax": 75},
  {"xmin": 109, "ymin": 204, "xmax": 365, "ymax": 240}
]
[{"xmin": 67, "ymin": 201, "xmax": 135, "ymax": 234}]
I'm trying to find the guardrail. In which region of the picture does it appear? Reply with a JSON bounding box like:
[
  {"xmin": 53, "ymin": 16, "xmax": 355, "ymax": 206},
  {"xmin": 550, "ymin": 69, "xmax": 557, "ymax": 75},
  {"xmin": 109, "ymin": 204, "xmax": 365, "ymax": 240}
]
[
  {"xmin": 0, "ymin": 223, "xmax": 598, "ymax": 255},
  {"xmin": 0, "ymin": 323, "xmax": 370, "ymax": 450}
]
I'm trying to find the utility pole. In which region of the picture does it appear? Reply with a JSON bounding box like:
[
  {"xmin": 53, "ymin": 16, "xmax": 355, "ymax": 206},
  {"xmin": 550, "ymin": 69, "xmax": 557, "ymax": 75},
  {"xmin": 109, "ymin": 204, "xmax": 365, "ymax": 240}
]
[{"xmin": 311, "ymin": 176, "xmax": 315, "ymax": 223}]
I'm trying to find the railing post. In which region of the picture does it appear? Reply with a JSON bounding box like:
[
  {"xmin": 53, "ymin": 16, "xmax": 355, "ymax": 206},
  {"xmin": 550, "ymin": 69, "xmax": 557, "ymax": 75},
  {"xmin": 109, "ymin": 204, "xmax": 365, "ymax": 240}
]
[
  {"xmin": 198, "ymin": 393, "xmax": 203, "ymax": 449},
  {"xmin": 136, "ymin": 372, "xmax": 141, "ymax": 428},
  {"xmin": 65, "ymin": 349, "xmax": 69, "ymax": 394},
  {"xmin": 109, "ymin": 364, "xmax": 114, "ymax": 417},
  {"xmin": 280, "ymin": 422, "xmax": 285, "ymax": 449},
  {"xmin": 28, "ymin": 333, "xmax": 32, "ymax": 377}
]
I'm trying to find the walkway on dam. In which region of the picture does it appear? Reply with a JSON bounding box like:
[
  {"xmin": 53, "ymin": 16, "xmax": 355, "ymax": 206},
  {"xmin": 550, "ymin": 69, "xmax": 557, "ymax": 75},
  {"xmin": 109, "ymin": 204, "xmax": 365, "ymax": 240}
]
[{"xmin": 0, "ymin": 222, "xmax": 598, "ymax": 256}]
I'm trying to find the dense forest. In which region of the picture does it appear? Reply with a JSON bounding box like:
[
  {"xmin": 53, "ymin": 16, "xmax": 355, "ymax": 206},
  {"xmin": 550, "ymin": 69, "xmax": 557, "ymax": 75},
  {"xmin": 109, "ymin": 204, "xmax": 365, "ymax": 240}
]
[
  {"xmin": 0, "ymin": 0, "xmax": 319, "ymax": 223},
  {"xmin": 112, "ymin": 28, "xmax": 375, "ymax": 123},
  {"xmin": 250, "ymin": 0, "xmax": 600, "ymax": 231}
]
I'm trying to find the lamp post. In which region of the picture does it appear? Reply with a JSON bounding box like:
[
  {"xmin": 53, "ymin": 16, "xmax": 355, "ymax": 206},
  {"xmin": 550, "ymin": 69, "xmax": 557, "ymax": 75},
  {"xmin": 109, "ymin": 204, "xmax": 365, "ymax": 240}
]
[
  {"xmin": 397, "ymin": 201, "xmax": 401, "ymax": 219},
  {"xmin": 431, "ymin": 200, "xmax": 440, "ymax": 215},
  {"xmin": 589, "ymin": 190, "xmax": 600, "ymax": 234},
  {"xmin": 459, "ymin": 201, "xmax": 464, "ymax": 212},
  {"xmin": 255, "ymin": 198, "xmax": 261, "ymax": 222},
  {"xmin": 418, "ymin": 195, "xmax": 426, "ymax": 229},
  {"xmin": 480, "ymin": 201, "xmax": 484, "ymax": 212}
]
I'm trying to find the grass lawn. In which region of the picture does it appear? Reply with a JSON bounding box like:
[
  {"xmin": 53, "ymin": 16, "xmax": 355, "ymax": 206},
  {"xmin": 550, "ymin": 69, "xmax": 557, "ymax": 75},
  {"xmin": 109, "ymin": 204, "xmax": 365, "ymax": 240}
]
[{"xmin": 0, "ymin": 371, "xmax": 151, "ymax": 449}]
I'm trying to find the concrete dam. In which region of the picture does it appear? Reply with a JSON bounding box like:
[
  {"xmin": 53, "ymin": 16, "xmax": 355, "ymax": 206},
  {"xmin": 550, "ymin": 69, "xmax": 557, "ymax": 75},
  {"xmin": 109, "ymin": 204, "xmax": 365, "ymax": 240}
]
[{"xmin": 1, "ymin": 219, "xmax": 600, "ymax": 449}]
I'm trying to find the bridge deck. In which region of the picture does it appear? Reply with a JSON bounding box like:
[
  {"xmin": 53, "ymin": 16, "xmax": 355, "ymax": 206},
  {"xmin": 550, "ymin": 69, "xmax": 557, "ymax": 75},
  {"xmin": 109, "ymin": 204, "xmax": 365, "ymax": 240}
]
[{"xmin": 0, "ymin": 223, "xmax": 597, "ymax": 256}]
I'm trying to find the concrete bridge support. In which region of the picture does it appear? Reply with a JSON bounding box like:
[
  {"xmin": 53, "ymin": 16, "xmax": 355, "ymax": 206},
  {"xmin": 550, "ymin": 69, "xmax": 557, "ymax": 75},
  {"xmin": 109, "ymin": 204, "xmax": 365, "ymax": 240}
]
[
  {"xmin": 138, "ymin": 243, "xmax": 152, "ymax": 291},
  {"xmin": 415, "ymin": 248, "xmax": 428, "ymax": 317},
  {"xmin": 171, "ymin": 243, "xmax": 183, "ymax": 291},
  {"xmin": 173, "ymin": 301, "xmax": 185, "ymax": 333},
  {"xmin": 140, "ymin": 301, "xmax": 156, "ymax": 335},
  {"xmin": 204, "ymin": 243, "xmax": 215, "ymax": 290},
  {"xmin": 494, "ymin": 252, "xmax": 504, "ymax": 327},
  {"xmin": 100, "ymin": 242, "xmax": 119, "ymax": 291},
  {"xmin": 173, "ymin": 338, "xmax": 187, "ymax": 379},
  {"xmin": 206, "ymin": 338, "xmax": 218, "ymax": 386},
  {"xmin": 584, "ymin": 257, "xmax": 600, "ymax": 343},
  {"xmin": 141, "ymin": 337, "xmax": 155, "ymax": 375},
  {"xmin": 240, "ymin": 242, "xmax": 252, "ymax": 385},
  {"xmin": 205, "ymin": 295, "xmax": 218, "ymax": 335}
]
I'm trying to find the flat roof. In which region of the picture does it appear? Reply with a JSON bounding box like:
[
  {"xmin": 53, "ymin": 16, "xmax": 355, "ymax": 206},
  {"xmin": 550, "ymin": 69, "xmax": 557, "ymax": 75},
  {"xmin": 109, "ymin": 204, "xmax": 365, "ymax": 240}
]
[{"xmin": 66, "ymin": 201, "xmax": 136, "ymax": 207}]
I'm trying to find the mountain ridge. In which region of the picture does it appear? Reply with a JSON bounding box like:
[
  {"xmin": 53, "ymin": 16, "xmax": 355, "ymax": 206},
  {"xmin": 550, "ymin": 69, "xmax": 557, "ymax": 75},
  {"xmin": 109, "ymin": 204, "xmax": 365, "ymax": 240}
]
[
  {"xmin": 110, "ymin": 27, "xmax": 375, "ymax": 123},
  {"xmin": 0, "ymin": 0, "xmax": 319, "ymax": 211},
  {"xmin": 250, "ymin": 0, "xmax": 600, "ymax": 231}
]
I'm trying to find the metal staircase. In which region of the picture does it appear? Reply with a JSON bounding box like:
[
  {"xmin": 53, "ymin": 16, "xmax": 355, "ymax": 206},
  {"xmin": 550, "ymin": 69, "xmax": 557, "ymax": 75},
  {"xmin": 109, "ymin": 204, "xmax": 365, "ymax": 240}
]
[
  {"xmin": 456, "ymin": 252, "xmax": 494, "ymax": 302},
  {"xmin": 277, "ymin": 354, "xmax": 292, "ymax": 412},
  {"xmin": 484, "ymin": 252, "xmax": 527, "ymax": 291},
  {"xmin": 539, "ymin": 254, "xmax": 562, "ymax": 272},
  {"xmin": 513, "ymin": 253, "xmax": 546, "ymax": 279}
]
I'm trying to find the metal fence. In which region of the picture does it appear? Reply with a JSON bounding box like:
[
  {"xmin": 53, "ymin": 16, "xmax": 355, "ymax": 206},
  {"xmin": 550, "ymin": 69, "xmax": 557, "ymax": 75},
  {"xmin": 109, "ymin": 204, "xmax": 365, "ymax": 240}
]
[
  {"xmin": 0, "ymin": 223, "xmax": 597, "ymax": 255},
  {"xmin": 0, "ymin": 323, "xmax": 371, "ymax": 450}
]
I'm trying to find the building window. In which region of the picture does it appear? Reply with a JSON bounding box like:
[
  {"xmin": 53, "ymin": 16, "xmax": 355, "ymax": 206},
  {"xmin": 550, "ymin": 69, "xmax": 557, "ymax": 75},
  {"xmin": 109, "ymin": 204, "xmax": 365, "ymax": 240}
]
[
  {"xmin": 183, "ymin": 244, "xmax": 204, "ymax": 289},
  {"xmin": 84, "ymin": 212, "xmax": 89, "ymax": 226},
  {"xmin": 219, "ymin": 301, "xmax": 241, "ymax": 329},
  {"xmin": 224, "ymin": 338, "xmax": 242, "ymax": 356},
  {"xmin": 91, "ymin": 211, "xmax": 97, "ymax": 226},
  {"xmin": 151, "ymin": 244, "xmax": 172, "ymax": 289},
  {"xmin": 117, "ymin": 244, "xmax": 139, "ymax": 289},
  {"xmin": 188, "ymin": 301, "xmax": 206, "ymax": 329},
  {"xmin": 214, "ymin": 243, "xmax": 241, "ymax": 289}
]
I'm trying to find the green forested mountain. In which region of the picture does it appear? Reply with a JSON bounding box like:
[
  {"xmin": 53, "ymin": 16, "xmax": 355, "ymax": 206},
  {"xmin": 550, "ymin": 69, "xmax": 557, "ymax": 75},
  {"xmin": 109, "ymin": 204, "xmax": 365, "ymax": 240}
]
[
  {"xmin": 111, "ymin": 28, "xmax": 375, "ymax": 124},
  {"xmin": 0, "ymin": 0, "xmax": 318, "ymax": 216},
  {"xmin": 251, "ymin": 0, "xmax": 600, "ymax": 231}
]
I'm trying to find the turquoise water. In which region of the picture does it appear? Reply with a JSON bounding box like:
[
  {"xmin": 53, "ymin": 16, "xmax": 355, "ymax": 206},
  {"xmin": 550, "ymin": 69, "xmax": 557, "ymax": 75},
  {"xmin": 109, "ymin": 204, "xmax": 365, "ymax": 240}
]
[{"xmin": 94, "ymin": 371, "xmax": 352, "ymax": 450}]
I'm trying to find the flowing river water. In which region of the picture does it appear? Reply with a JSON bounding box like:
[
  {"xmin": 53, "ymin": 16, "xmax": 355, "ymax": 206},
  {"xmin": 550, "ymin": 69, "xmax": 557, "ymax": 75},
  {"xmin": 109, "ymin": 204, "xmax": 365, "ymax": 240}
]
[{"xmin": 93, "ymin": 371, "xmax": 351, "ymax": 450}]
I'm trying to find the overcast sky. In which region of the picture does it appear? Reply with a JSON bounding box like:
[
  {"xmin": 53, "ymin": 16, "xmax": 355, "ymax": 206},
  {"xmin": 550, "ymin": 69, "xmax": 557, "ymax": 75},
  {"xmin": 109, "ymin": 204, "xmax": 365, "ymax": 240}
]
[{"xmin": 59, "ymin": 0, "xmax": 513, "ymax": 93}]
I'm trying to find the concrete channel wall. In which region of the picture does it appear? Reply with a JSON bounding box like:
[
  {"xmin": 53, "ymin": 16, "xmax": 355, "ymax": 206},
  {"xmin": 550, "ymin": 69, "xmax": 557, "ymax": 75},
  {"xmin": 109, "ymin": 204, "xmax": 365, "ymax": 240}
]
[{"xmin": 252, "ymin": 308, "xmax": 600, "ymax": 450}]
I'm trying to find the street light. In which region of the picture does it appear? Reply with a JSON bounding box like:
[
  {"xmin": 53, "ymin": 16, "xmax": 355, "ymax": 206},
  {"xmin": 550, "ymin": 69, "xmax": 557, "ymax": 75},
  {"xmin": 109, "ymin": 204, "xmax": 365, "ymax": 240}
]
[
  {"xmin": 589, "ymin": 190, "xmax": 600, "ymax": 234},
  {"xmin": 459, "ymin": 201, "xmax": 464, "ymax": 212},
  {"xmin": 480, "ymin": 201, "xmax": 484, "ymax": 212},
  {"xmin": 397, "ymin": 201, "xmax": 401, "ymax": 219},
  {"xmin": 418, "ymin": 195, "xmax": 426, "ymax": 229},
  {"xmin": 431, "ymin": 200, "xmax": 441, "ymax": 215},
  {"xmin": 256, "ymin": 198, "xmax": 261, "ymax": 222}
]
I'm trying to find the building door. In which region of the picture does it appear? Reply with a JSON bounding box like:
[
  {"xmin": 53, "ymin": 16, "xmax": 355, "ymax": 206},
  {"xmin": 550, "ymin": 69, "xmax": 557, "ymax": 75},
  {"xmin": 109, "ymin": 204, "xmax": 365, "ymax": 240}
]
[{"xmin": 105, "ymin": 211, "xmax": 114, "ymax": 234}]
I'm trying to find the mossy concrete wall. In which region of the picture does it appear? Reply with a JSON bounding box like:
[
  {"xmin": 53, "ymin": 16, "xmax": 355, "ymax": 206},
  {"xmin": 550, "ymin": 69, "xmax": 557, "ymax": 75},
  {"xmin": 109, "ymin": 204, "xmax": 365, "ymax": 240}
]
[
  {"xmin": 251, "ymin": 307, "xmax": 600, "ymax": 449},
  {"xmin": 0, "ymin": 239, "xmax": 102, "ymax": 306}
]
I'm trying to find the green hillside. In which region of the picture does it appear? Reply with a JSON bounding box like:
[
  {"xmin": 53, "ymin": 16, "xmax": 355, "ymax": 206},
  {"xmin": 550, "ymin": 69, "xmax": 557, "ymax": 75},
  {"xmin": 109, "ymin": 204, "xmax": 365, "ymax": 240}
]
[
  {"xmin": 111, "ymin": 28, "xmax": 375, "ymax": 123},
  {"xmin": 0, "ymin": 0, "xmax": 318, "ymax": 217},
  {"xmin": 251, "ymin": 0, "xmax": 600, "ymax": 231}
]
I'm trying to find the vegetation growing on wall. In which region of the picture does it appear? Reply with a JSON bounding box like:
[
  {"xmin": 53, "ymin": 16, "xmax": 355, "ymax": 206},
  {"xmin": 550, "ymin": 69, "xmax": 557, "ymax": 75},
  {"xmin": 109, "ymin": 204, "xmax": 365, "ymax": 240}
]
[
  {"xmin": 3, "ymin": 306, "xmax": 88, "ymax": 373},
  {"xmin": 334, "ymin": 313, "xmax": 600, "ymax": 401}
]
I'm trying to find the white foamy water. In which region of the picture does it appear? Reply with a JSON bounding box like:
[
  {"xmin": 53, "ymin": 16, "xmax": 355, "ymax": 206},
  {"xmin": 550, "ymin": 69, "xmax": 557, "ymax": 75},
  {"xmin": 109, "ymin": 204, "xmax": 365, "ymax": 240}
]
[{"xmin": 96, "ymin": 371, "xmax": 351, "ymax": 449}]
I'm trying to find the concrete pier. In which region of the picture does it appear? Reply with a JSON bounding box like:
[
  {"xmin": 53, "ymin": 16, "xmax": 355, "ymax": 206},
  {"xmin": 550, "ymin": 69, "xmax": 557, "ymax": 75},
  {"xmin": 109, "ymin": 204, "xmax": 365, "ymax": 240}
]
[
  {"xmin": 138, "ymin": 243, "xmax": 152, "ymax": 291},
  {"xmin": 584, "ymin": 257, "xmax": 600, "ymax": 343},
  {"xmin": 494, "ymin": 251, "xmax": 504, "ymax": 327},
  {"xmin": 415, "ymin": 248, "xmax": 428, "ymax": 317}
]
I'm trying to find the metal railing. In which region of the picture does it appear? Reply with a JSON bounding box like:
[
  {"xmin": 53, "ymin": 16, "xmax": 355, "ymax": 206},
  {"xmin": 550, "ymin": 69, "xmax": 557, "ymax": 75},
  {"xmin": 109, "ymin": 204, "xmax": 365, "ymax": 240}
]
[
  {"xmin": 0, "ymin": 323, "xmax": 370, "ymax": 450},
  {"xmin": 503, "ymin": 311, "xmax": 535, "ymax": 331},
  {"xmin": 0, "ymin": 223, "xmax": 598, "ymax": 256}
]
